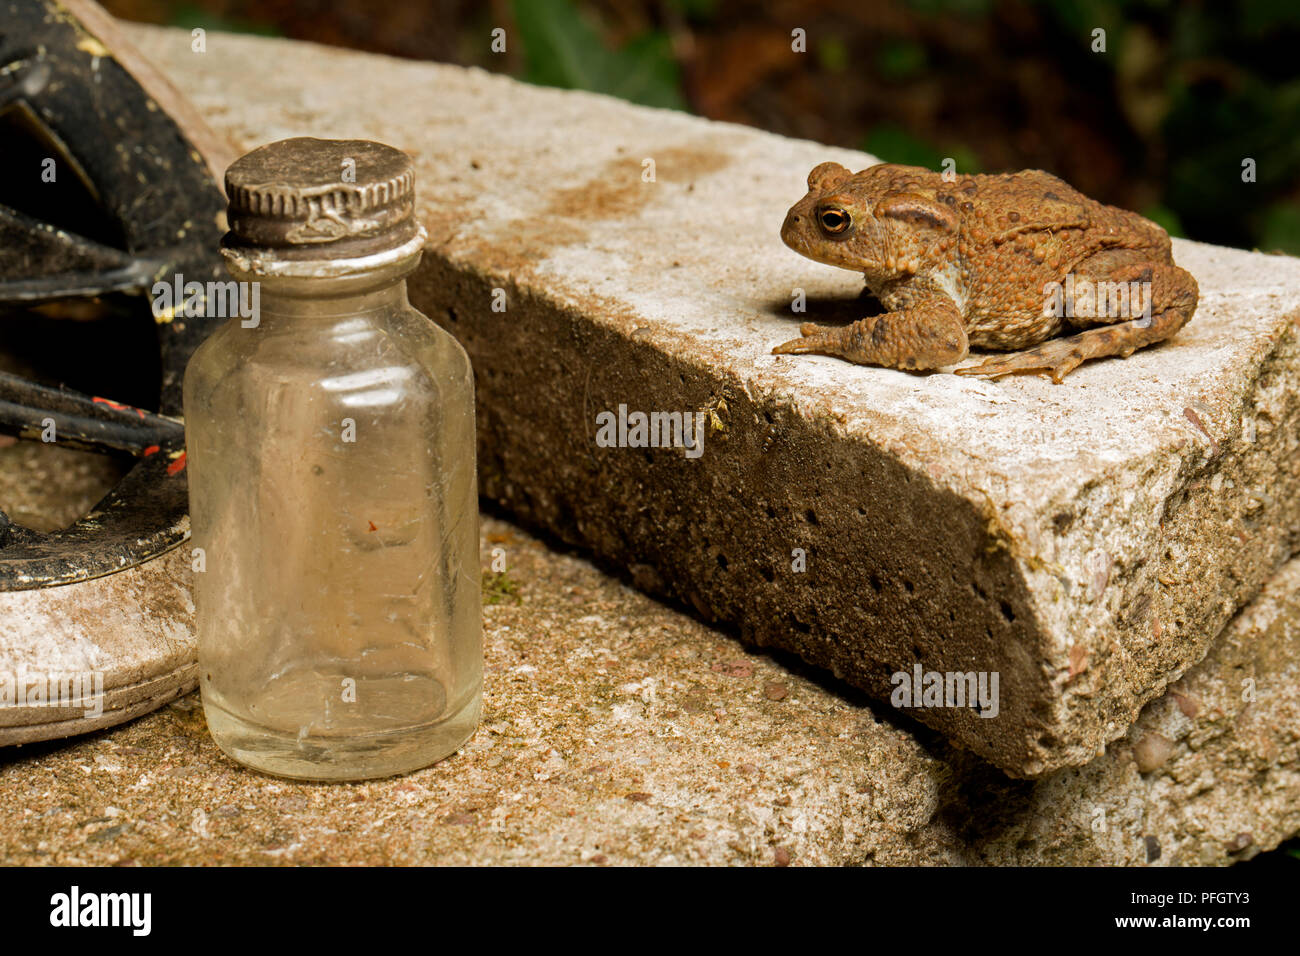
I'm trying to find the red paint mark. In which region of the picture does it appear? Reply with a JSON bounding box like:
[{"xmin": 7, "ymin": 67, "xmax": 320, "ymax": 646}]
[
  {"xmin": 93, "ymin": 396, "xmax": 146, "ymax": 418},
  {"xmin": 167, "ymin": 452, "xmax": 187, "ymax": 476},
  {"xmin": 367, "ymin": 521, "xmax": 378, "ymax": 532},
  {"xmin": 142, "ymin": 444, "xmax": 160, "ymax": 457},
  {"xmin": 1068, "ymin": 643, "xmax": 1089, "ymax": 680},
  {"xmin": 1183, "ymin": 407, "xmax": 1220, "ymax": 457}
]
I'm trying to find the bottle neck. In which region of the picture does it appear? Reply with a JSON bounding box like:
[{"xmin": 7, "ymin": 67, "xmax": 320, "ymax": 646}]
[
  {"xmin": 222, "ymin": 248, "xmax": 421, "ymax": 322},
  {"xmin": 256, "ymin": 278, "xmax": 409, "ymax": 318}
]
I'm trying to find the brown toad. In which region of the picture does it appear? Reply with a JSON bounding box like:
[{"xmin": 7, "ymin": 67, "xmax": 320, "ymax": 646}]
[{"xmin": 772, "ymin": 162, "xmax": 1198, "ymax": 382}]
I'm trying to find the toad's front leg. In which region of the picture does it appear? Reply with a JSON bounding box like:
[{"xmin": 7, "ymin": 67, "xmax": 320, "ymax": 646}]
[{"xmin": 772, "ymin": 295, "xmax": 969, "ymax": 371}]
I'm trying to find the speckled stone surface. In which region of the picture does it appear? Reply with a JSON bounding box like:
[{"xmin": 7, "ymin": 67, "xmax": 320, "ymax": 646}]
[
  {"xmin": 954, "ymin": 554, "xmax": 1300, "ymax": 865},
  {"xmin": 0, "ymin": 516, "xmax": 958, "ymax": 866},
  {"xmin": 1, "ymin": 513, "xmax": 1297, "ymax": 866},
  {"xmin": 118, "ymin": 24, "xmax": 1300, "ymax": 776}
]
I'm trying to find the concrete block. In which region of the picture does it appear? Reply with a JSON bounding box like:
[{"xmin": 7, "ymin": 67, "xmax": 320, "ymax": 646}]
[
  {"xmin": 951, "ymin": 555, "xmax": 1300, "ymax": 864},
  {"xmin": 128, "ymin": 25, "xmax": 1300, "ymax": 776}
]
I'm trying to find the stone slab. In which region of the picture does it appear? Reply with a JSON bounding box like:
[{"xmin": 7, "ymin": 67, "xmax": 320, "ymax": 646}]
[
  {"xmin": 125, "ymin": 25, "xmax": 1300, "ymax": 776},
  {"xmin": 1, "ymin": 512, "xmax": 1296, "ymax": 866},
  {"xmin": 956, "ymin": 555, "xmax": 1300, "ymax": 865}
]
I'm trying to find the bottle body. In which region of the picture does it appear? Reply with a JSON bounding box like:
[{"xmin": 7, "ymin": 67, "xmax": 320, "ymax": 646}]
[{"xmin": 184, "ymin": 262, "xmax": 481, "ymax": 780}]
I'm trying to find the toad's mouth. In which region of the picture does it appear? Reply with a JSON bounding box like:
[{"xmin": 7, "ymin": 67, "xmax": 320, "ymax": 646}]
[
  {"xmin": 782, "ymin": 231, "xmax": 870, "ymax": 274},
  {"xmin": 780, "ymin": 219, "xmax": 837, "ymax": 266}
]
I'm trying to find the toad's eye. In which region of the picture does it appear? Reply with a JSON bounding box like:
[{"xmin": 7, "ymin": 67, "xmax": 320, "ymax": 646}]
[{"xmin": 818, "ymin": 207, "xmax": 852, "ymax": 235}]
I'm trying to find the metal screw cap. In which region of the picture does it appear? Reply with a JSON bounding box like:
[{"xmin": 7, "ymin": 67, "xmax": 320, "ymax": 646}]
[{"xmin": 223, "ymin": 137, "xmax": 419, "ymax": 259}]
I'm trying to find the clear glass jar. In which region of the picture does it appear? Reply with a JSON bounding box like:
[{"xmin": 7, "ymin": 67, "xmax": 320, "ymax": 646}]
[{"xmin": 183, "ymin": 138, "xmax": 481, "ymax": 780}]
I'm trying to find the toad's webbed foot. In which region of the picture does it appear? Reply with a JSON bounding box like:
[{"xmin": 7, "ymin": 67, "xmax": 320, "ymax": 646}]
[{"xmin": 956, "ymin": 261, "xmax": 1198, "ymax": 383}]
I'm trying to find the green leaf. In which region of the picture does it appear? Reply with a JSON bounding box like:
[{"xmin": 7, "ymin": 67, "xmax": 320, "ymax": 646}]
[
  {"xmin": 167, "ymin": 3, "xmax": 279, "ymax": 37},
  {"xmin": 817, "ymin": 37, "xmax": 849, "ymax": 73},
  {"xmin": 1141, "ymin": 204, "xmax": 1186, "ymax": 238},
  {"xmin": 665, "ymin": 0, "xmax": 718, "ymax": 22},
  {"xmin": 512, "ymin": 0, "xmax": 686, "ymax": 111},
  {"xmin": 864, "ymin": 125, "xmax": 945, "ymax": 169},
  {"xmin": 902, "ymin": 0, "xmax": 995, "ymax": 18},
  {"xmin": 1258, "ymin": 203, "xmax": 1300, "ymax": 255},
  {"xmin": 482, "ymin": 570, "xmax": 522, "ymax": 606},
  {"xmin": 614, "ymin": 33, "xmax": 689, "ymax": 111},
  {"xmin": 863, "ymin": 124, "xmax": 982, "ymax": 174},
  {"xmin": 877, "ymin": 39, "xmax": 927, "ymax": 80}
]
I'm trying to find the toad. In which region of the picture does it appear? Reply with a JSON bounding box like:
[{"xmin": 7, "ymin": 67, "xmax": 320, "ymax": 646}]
[{"xmin": 773, "ymin": 162, "xmax": 1198, "ymax": 382}]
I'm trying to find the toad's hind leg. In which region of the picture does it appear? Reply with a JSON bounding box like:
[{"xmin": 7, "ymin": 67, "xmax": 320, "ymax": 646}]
[
  {"xmin": 956, "ymin": 259, "xmax": 1198, "ymax": 383},
  {"xmin": 772, "ymin": 295, "xmax": 968, "ymax": 371}
]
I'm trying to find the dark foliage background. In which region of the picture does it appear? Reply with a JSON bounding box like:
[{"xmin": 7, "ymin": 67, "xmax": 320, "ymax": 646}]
[{"xmin": 103, "ymin": 0, "xmax": 1300, "ymax": 257}]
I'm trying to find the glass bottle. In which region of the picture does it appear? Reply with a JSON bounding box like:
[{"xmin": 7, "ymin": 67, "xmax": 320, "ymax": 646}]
[{"xmin": 184, "ymin": 138, "xmax": 481, "ymax": 780}]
